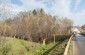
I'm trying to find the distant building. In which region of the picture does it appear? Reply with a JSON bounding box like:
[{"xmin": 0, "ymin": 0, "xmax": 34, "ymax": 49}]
[{"xmin": 71, "ymin": 26, "xmax": 81, "ymax": 34}]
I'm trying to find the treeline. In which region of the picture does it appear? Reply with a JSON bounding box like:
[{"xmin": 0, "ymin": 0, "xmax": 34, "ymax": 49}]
[
  {"xmin": 0, "ymin": 9, "xmax": 73, "ymax": 43},
  {"xmin": 81, "ymin": 24, "xmax": 85, "ymax": 30}
]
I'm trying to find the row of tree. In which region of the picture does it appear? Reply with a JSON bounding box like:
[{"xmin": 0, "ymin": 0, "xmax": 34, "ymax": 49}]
[
  {"xmin": 0, "ymin": 9, "xmax": 73, "ymax": 42},
  {"xmin": 81, "ymin": 24, "xmax": 85, "ymax": 31}
]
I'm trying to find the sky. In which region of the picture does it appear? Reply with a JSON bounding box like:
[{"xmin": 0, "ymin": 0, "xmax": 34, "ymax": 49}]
[{"xmin": 0, "ymin": 0, "xmax": 85, "ymax": 26}]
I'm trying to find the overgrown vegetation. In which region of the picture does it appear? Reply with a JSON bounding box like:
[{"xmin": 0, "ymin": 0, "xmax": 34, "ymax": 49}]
[
  {"xmin": 48, "ymin": 39, "xmax": 68, "ymax": 55},
  {"xmin": 0, "ymin": 9, "xmax": 73, "ymax": 43},
  {"xmin": 0, "ymin": 37, "xmax": 69, "ymax": 55},
  {"xmin": 0, "ymin": 44, "xmax": 11, "ymax": 55},
  {"xmin": 0, "ymin": 8, "xmax": 73, "ymax": 55},
  {"xmin": 0, "ymin": 37, "xmax": 57, "ymax": 55},
  {"xmin": 80, "ymin": 32, "xmax": 85, "ymax": 36},
  {"xmin": 81, "ymin": 24, "xmax": 85, "ymax": 31}
]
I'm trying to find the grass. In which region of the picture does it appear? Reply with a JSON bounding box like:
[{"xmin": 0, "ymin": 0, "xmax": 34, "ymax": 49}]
[
  {"xmin": 48, "ymin": 39, "xmax": 68, "ymax": 55},
  {"xmin": 0, "ymin": 37, "xmax": 69, "ymax": 55},
  {"xmin": 0, "ymin": 37, "xmax": 55, "ymax": 55}
]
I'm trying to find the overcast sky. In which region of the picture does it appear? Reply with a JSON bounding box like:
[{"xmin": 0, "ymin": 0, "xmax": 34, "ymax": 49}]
[{"xmin": 0, "ymin": 0, "xmax": 85, "ymax": 26}]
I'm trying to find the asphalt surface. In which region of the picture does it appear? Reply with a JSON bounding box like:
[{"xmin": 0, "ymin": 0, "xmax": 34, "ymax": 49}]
[{"xmin": 73, "ymin": 34, "xmax": 85, "ymax": 55}]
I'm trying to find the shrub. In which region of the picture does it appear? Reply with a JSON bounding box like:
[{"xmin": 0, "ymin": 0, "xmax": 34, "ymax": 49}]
[{"xmin": 45, "ymin": 34, "xmax": 71, "ymax": 43}]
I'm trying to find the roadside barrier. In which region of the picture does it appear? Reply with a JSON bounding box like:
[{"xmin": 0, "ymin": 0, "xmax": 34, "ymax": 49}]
[{"xmin": 64, "ymin": 35, "xmax": 73, "ymax": 55}]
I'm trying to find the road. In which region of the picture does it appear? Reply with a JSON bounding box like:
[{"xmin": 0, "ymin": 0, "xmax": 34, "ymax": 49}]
[{"xmin": 73, "ymin": 34, "xmax": 85, "ymax": 55}]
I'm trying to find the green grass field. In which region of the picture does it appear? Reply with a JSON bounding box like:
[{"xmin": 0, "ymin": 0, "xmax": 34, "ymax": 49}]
[
  {"xmin": 0, "ymin": 37, "xmax": 55, "ymax": 55},
  {"xmin": 0, "ymin": 37, "xmax": 68, "ymax": 55}
]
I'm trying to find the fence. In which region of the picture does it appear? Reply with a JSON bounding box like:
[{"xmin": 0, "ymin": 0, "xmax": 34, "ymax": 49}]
[{"xmin": 42, "ymin": 34, "xmax": 71, "ymax": 45}]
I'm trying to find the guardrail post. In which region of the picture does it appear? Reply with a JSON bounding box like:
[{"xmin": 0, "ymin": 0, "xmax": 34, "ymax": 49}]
[{"xmin": 43, "ymin": 38, "xmax": 46, "ymax": 46}]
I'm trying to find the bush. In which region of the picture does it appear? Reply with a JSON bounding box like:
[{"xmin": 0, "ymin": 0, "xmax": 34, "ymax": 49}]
[
  {"xmin": 55, "ymin": 34, "xmax": 71, "ymax": 41},
  {"xmin": 46, "ymin": 34, "xmax": 71, "ymax": 43},
  {"xmin": 80, "ymin": 32, "xmax": 85, "ymax": 36}
]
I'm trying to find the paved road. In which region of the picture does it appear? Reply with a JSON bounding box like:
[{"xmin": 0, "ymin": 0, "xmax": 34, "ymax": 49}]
[{"xmin": 73, "ymin": 34, "xmax": 85, "ymax": 55}]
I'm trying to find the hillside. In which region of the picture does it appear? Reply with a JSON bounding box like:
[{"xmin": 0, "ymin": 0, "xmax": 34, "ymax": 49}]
[
  {"xmin": 0, "ymin": 37, "xmax": 68, "ymax": 55},
  {"xmin": 0, "ymin": 37, "xmax": 55, "ymax": 55}
]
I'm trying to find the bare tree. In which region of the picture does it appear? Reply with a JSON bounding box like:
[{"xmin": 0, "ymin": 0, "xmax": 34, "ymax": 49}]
[
  {"xmin": 61, "ymin": 18, "xmax": 73, "ymax": 34},
  {"xmin": 81, "ymin": 24, "xmax": 85, "ymax": 31}
]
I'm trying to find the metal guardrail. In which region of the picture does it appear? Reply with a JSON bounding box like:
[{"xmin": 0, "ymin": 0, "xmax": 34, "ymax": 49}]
[{"xmin": 64, "ymin": 35, "xmax": 73, "ymax": 55}]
